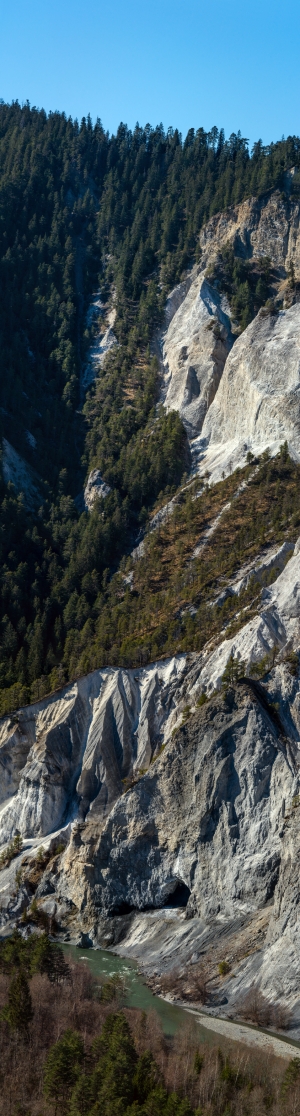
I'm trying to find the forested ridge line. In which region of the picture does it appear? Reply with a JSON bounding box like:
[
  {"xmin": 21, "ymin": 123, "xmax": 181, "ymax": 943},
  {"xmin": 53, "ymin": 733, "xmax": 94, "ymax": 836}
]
[{"xmin": 1, "ymin": 98, "xmax": 300, "ymax": 709}]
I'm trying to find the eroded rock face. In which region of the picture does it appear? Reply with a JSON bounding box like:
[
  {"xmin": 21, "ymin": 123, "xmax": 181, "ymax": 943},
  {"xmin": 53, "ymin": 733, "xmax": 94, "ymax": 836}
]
[
  {"xmin": 0, "ymin": 658, "xmax": 187, "ymax": 845},
  {"xmin": 81, "ymin": 292, "xmax": 117, "ymax": 395},
  {"xmin": 160, "ymin": 190, "xmax": 300, "ymax": 477},
  {"xmin": 199, "ymin": 189, "xmax": 300, "ymax": 277},
  {"xmin": 24, "ymin": 529, "xmax": 300, "ymax": 948},
  {"xmin": 0, "ymin": 718, "xmax": 33, "ymax": 807},
  {"xmin": 79, "ymin": 685, "xmax": 294, "ymax": 921},
  {"xmin": 0, "ymin": 549, "xmax": 299, "ymax": 862},
  {"xmin": 160, "ymin": 275, "xmax": 232, "ymax": 437},
  {"xmin": 0, "ymin": 528, "xmax": 299, "ymax": 1020},
  {"xmin": 194, "ymin": 304, "xmax": 300, "ymax": 481},
  {"xmin": 194, "ymin": 541, "xmax": 300, "ymax": 697},
  {"xmin": 260, "ymin": 801, "xmax": 300, "ymax": 1005}
]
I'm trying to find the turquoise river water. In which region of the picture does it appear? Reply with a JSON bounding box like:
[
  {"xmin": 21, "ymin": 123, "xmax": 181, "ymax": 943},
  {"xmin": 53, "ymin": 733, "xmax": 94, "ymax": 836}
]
[
  {"xmin": 63, "ymin": 945, "xmax": 300, "ymax": 1053},
  {"xmin": 64, "ymin": 945, "xmax": 217, "ymax": 1041}
]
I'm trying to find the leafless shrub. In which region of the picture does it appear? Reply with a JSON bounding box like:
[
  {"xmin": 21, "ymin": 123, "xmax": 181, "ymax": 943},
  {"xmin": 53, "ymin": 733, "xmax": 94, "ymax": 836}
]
[
  {"xmin": 272, "ymin": 1000, "xmax": 292, "ymax": 1031},
  {"xmin": 159, "ymin": 963, "xmax": 210, "ymax": 1005},
  {"xmin": 238, "ymin": 986, "xmax": 292, "ymax": 1033},
  {"xmin": 130, "ymin": 1006, "xmax": 167, "ymax": 1072},
  {"xmin": 68, "ymin": 957, "xmax": 96, "ymax": 1001},
  {"xmin": 186, "ymin": 964, "xmax": 210, "ymax": 1004},
  {"xmin": 159, "ymin": 966, "xmax": 183, "ymax": 996},
  {"xmin": 238, "ymin": 986, "xmax": 272, "ymax": 1027},
  {"xmin": 238, "ymin": 986, "xmax": 273, "ymax": 1027}
]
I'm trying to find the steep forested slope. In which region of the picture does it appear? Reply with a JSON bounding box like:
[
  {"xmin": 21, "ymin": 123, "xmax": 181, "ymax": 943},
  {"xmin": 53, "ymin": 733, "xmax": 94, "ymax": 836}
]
[{"xmin": 1, "ymin": 100, "xmax": 300, "ymax": 710}]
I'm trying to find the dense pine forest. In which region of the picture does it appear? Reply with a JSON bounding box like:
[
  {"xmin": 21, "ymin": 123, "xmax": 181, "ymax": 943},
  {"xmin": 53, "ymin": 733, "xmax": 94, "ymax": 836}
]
[{"xmin": 1, "ymin": 99, "xmax": 300, "ymax": 710}]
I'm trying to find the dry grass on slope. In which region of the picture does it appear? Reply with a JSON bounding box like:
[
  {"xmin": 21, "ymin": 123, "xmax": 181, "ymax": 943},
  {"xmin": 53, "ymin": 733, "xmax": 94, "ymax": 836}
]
[{"xmin": 75, "ymin": 446, "xmax": 300, "ymax": 674}]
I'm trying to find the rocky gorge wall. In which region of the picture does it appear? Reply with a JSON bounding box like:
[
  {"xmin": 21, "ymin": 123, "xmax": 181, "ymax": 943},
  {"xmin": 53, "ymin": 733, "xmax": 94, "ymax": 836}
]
[
  {"xmin": 1, "ymin": 186, "xmax": 300, "ymax": 1032},
  {"xmin": 158, "ymin": 189, "xmax": 300, "ymax": 480},
  {"xmin": 0, "ymin": 656, "xmax": 187, "ymax": 846},
  {"xmin": 199, "ymin": 189, "xmax": 300, "ymax": 276},
  {"xmin": 0, "ymin": 537, "xmax": 299, "ymax": 1025},
  {"xmin": 160, "ymin": 274, "xmax": 233, "ymax": 439}
]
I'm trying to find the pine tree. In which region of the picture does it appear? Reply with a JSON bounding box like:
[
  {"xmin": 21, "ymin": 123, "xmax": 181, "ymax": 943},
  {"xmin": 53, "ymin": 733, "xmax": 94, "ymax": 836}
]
[
  {"xmin": 222, "ymin": 652, "xmax": 246, "ymax": 691},
  {"xmin": 43, "ymin": 1030, "xmax": 84, "ymax": 1113},
  {"xmin": 32, "ymin": 933, "xmax": 71, "ymax": 984},
  {"xmin": 2, "ymin": 968, "xmax": 33, "ymax": 1039}
]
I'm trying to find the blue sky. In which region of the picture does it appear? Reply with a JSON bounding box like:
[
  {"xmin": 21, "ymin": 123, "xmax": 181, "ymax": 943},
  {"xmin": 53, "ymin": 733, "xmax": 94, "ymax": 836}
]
[{"xmin": 1, "ymin": 0, "xmax": 299, "ymax": 148}]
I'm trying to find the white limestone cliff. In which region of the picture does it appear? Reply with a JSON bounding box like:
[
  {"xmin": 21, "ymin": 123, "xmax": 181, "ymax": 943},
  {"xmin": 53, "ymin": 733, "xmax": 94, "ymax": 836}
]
[
  {"xmin": 159, "ymin": 190, "xmax": 300, "ymax": 480},
  {"xmin": 0, "ymin": 534, "xmax": 299, "ymax": 1029},
  {"xmin": 0, "ymin": 656, "xmax": 187, "ymax": 846},
  {"xmin": 194, "ymin": 304, "xmax": 300, "ymax": 481},
  {"xmin": 1, "ymin": 188, "xmax": 300, "ymax": 1033},
  {"xmin": 159, "ymin": 274, "xmax": 232, "ymax": 438}
]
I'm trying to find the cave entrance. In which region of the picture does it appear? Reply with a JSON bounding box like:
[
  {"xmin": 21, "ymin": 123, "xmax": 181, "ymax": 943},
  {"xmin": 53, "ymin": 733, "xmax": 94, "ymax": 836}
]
[
  {"xmin": 112, "ymin": 901, "xmax": 135, "ymax": 916},
  {"xmin": 164, "ymin": 882, "xmax": 191, "ymax": 908}
]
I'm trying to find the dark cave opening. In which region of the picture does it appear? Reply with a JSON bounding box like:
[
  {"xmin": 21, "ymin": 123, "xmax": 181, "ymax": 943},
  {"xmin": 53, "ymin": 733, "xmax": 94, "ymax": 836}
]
[
  {"xmin": 112, "ymin": 901, "xmax": 136, "ymax": 916},
  {"xmin": 110, "ymin": 883, "xmax": 191, "ymax": 918},
  {"xmin": 163, "ymin": 882, "xmax": 191, "ymax": 908}
]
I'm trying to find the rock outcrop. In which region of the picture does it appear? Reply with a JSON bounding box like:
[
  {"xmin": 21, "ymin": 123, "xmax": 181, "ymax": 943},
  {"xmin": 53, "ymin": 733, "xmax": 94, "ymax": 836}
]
[
  {"xmin": 199, "ymin": 189, "xmax": 300, "ymax": 277},
  {"xmin": 194, "ymin": 304, "xmax": 300, "ymax": 481},
  {"xmin": 78, "ymin": 683, "xmax": 295, "ymax": 921},
  {"xmin": 195, "ymin": 535, "xmax": 300, "ymax": 696},
  {"xmin": 1, "ymin": 187, "xmax": 300, "ymax": 1031},
  {"xmin": 0, "ymin": 657, "xmax": 186, "ymax": 847},
  {"xmin": 81, "ymin": 326, "xmax": 117, "ymax": 394},
  {"xmin": 81, "ymin": 293, "xmax": 117, "ymax": 395},
  {"xmin": 159, "ymin": 190, "xmax": 300, "ymax": 479},
  {"xmin": 1, "ymin": 540, "xmax": 298, "ymax": 853},
  {"xmin": 83, "ymin": 469, "xmax": 111, "ymax": 510},
  {"xmin": 0, "ymin": 544, "xmax": 299, "ymax": 1011},
  {"xmin": 160, "ymin": 274, "xmax": 232, "ymax": 438},
  {"xmin": 2, "ymin": 438, "xmax": 42, "ymax": 510},
  {"xmin": 0, "ymin": 533, "xmax": 299, "ymax": 1027}
]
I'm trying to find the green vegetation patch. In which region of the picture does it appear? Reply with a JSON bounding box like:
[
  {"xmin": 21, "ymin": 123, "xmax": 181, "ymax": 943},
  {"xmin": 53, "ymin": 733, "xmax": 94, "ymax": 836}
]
[
  {"xmin": 71, "ymin": 447, "xmax": 300, "ymax": 673},
  {"xmin": 207, "ymin": 246, "xmax": 274, "ymax": 331}
]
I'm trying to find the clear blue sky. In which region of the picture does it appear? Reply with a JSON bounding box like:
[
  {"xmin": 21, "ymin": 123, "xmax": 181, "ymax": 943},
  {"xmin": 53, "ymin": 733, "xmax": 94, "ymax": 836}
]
[{"xmin": 1, "ymin": 0, "xmax": 299, "ymax": 149}]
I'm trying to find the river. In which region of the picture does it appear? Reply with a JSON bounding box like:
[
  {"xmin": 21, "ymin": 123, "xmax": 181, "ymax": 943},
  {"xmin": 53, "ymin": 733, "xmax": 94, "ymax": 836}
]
[
  {"xmin": 63, "ymin": 945, "xmax": 300, "ymax": 1058},
  {"xmin": 64, "ymin": 944, "xmax": 217, "ymax": 1041}
]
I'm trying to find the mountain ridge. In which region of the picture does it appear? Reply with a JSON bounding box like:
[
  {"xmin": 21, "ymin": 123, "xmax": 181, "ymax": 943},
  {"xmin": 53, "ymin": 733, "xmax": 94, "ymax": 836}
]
[
  {"xmin": 1, "ymin": 107, "xmax": 300, "ymax": 1033},
  {"xmin": 1, "ymin": 105, "xmax": 300, "ymax": 709}
]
